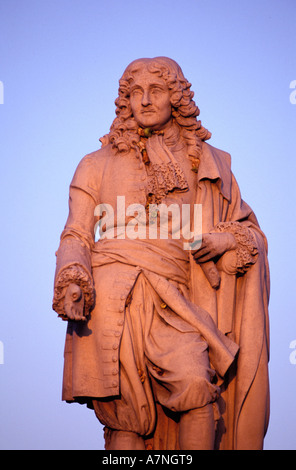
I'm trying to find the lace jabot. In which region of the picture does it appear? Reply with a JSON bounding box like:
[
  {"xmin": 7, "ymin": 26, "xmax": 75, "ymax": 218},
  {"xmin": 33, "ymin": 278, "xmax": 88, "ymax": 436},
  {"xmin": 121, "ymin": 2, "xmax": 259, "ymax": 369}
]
[{"xmin": 137, "ymin": 125, "xmax": 188, "ymax": 205}]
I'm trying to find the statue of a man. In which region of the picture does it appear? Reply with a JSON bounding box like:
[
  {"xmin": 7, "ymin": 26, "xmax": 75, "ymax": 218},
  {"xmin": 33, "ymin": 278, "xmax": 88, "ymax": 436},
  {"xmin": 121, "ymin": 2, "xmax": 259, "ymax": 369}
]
[{"xmin": 53, "ymin": 57, "xmax": 270, "ymax": 450}]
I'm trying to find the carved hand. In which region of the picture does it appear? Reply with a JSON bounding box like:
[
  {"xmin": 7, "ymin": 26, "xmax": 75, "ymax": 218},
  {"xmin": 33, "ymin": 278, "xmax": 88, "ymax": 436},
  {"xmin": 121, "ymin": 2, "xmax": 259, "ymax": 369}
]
[
  {"xmin": 192, "ymin": 232, "xmax": 237, "ymax": 263},
  {"xmin": 64, "ymin": 283, "xmax": 86, "ymax": 321}
]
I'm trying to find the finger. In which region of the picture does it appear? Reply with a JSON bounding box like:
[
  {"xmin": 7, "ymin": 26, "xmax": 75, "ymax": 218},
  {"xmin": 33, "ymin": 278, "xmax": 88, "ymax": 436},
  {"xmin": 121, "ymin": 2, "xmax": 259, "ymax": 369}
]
[
  {"xmin": 64, "ymin": 303, "xmax": 74, "ymax": 320},
  {"xmin": 192, "ymin": 247, "xmax": 211, "ymax": 259},
  {"xmin": 196, "ymin": 253, "xmax": 215, "ymax": 263},
  {"xmin": 72, "ymin": 307, "xmax": 84, "ymax": 321},
  {"xmin": 72, "ymin": 308, "xmax": 79, "ymax": 321},
  {"xmin": 191, "ymin": 245, "xmax": 205, "ymax": 255},
  {"xmin": 73, "ymin": 306, "xmax": 86, "ymax": 321},
  {"xmin": 70, "ymin": 306, "xmax": 78, "ymax": 321}
]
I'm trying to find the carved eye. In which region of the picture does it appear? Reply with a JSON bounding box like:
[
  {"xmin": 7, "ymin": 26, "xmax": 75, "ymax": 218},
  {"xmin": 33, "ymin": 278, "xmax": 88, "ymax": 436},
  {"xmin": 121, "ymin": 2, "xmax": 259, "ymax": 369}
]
[
  {"xmin": 131, "ymin": 88, "xmax": 143, "ymax": 97},
  {"xmin": 151, "ymin": 87, "xmax": 163, "ymax": 95}
]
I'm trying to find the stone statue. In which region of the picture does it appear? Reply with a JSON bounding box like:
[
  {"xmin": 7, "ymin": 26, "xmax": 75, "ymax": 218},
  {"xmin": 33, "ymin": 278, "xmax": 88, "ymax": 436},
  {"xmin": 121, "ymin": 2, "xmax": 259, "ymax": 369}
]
[{"xmin": 52, "ymin": 57, "xmax": 270, "ymax": 450}]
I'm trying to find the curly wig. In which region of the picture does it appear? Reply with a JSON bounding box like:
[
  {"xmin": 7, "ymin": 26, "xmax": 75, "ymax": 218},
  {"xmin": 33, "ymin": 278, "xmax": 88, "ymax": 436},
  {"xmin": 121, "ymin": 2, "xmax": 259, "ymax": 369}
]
[{"xmin": 100, "ymin": 57, "xmax": 211, "ymax": 170}]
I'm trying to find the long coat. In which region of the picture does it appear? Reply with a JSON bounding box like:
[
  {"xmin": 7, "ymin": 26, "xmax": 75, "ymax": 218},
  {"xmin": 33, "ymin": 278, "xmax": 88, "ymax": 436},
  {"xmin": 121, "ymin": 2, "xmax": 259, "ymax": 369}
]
[{"xmin": 53, "ymin": 139, "xmax": 270, "ymax": 450}]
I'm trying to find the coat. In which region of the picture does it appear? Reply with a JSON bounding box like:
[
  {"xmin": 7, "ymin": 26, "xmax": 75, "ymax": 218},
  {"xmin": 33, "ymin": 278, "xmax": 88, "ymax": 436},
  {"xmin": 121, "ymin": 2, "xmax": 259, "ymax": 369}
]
[{"xmin": 53, "ymin": 139, "xmax": 270, "ymax": 450}]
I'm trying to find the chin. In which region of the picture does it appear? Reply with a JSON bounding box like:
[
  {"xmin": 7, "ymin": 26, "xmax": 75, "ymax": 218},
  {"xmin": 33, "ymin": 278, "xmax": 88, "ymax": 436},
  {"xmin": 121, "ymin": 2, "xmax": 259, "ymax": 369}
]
[{"xmin": 139, "ymin": 120, "xmax": 157, "ymax": 129}]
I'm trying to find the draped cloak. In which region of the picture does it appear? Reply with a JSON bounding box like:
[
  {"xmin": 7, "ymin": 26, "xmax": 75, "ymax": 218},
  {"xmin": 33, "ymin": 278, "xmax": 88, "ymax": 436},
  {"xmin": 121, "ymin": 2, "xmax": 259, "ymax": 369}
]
[{"xmin": 53, "ymin": 136, "xmax": 270, "ymax": 450}]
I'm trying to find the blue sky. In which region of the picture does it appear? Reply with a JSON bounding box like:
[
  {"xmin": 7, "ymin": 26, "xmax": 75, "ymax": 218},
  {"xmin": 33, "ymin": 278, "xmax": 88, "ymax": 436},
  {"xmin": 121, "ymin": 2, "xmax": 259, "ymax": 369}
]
[{"xmin": 0, "ymin": 0, "xmax": 295, "ymax": 449}]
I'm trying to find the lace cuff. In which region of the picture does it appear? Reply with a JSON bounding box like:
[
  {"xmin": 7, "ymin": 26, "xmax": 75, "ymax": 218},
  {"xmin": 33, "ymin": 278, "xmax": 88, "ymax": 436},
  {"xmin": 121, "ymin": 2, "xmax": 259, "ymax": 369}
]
[
  {"xmin": 214, "ymin": 221, "xmax": 258, "ymax": 274},
  {"xmin": 52, "ymin": 263, "xmax": 95, "ymax": 320}
]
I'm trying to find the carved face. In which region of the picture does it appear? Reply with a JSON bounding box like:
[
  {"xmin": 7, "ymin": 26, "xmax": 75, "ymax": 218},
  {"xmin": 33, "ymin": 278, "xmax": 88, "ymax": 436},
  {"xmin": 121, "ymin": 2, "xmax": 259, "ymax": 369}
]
[{"xmin": 129, "ymin": 69, "xmax": 172, "ymax": 131}]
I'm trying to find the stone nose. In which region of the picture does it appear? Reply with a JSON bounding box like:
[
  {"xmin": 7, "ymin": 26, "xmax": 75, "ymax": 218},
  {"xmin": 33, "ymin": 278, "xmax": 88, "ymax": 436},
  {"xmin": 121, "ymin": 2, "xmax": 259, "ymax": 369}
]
[{"xmin": 141, "ymin": 90, "xmax": 151, "ymax": 107}]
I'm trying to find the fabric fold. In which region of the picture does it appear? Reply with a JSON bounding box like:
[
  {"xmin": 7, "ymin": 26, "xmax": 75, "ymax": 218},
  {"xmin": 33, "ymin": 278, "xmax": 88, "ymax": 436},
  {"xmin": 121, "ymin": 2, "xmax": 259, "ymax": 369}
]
[{"xmin": 92, "ymin": 238, "xmax": 239, "ymax": 378}]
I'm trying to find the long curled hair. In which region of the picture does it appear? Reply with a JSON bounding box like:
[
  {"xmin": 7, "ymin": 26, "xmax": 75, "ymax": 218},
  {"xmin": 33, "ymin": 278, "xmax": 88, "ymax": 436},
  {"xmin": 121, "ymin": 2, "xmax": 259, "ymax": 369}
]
[{"xmin": 100, "ymin": 57, "xmax": 211, "ymax": 169}]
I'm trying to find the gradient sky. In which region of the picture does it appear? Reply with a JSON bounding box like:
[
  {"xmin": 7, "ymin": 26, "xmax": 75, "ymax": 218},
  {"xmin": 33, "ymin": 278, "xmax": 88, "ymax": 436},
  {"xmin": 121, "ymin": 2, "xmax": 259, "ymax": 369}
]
[{"xmin": 0, "ymin": 0, "xmax": 295, "ymax": 450}]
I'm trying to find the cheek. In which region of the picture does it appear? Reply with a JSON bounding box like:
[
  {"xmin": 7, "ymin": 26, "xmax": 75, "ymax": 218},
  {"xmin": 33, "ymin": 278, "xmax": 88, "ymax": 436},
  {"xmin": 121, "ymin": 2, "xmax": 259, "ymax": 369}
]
[
  {"xmin": 129, "ymin": 96, "xmax": 140, "ymax": 115},
  {"xmin": 161, "ymin": 100, "xmax": 172, "ymax": 119},
  {"xmin": 161, "ymin": 94, "xmax": 172, "ymax": 111}
]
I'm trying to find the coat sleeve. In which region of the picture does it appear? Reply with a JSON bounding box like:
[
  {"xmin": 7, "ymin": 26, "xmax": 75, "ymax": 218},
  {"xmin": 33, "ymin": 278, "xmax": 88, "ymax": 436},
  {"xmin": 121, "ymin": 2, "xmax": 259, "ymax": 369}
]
[
  {"xmin": 52, "ymin": 153, "xmax": 100, "ymax": 320},
  {"xmin": 214, "ymin": 173, "xmax": 267, "ymax": 276}
]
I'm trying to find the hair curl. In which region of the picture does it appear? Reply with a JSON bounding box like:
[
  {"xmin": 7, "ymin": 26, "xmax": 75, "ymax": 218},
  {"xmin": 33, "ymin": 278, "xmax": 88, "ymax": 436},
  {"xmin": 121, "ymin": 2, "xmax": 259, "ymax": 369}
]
[{"xmin": 100, "ymin": 57, "xmax": 211, "ymax": 169}]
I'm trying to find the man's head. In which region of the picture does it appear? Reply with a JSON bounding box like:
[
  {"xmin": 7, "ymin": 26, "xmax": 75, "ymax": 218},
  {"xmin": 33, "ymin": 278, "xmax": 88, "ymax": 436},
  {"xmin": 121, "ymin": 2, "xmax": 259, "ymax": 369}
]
[
  {"xmin": 128, "ymin": 65, "xmax": 172, "ymax": 131},
  {"xmin": 116, "ymin": 57, "xmax": 199, "ymax": 128},
  {"xmin": 101, "ymin": 57, "xmax": 211, "ymax": 159}
]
